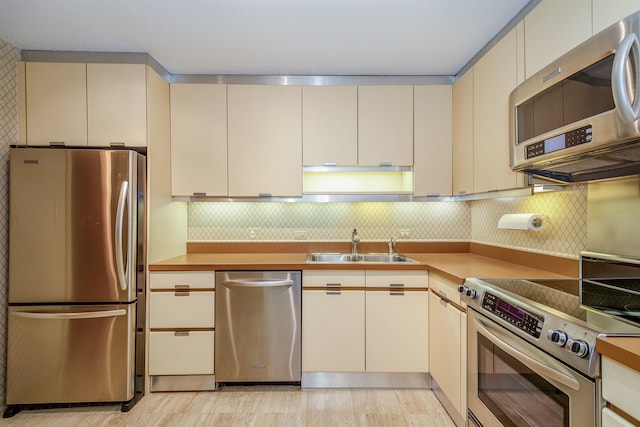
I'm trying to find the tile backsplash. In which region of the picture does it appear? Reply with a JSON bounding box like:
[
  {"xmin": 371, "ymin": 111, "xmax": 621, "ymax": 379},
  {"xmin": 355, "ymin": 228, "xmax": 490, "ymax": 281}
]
[{"xmin": 188, "ymin": 183, "xmax": 588, "ymax": 259}]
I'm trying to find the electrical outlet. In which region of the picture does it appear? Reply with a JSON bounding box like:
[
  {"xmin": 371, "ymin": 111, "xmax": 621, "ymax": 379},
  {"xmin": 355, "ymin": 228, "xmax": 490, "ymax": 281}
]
[
  {"xmin": 248, "ymin": 228, "xmax": 260, "ymax": 240},
  {"xmin": 400, "ymin": 229, "xmax": 411, "ymax": 238},
  {"xmin": 293, "ymin": 230, "xmax": 307, "ymax": 240}
]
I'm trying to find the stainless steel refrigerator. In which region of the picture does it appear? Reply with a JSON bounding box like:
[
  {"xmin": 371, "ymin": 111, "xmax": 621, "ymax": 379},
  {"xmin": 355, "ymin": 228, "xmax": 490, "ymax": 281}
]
[{"xmin": 5, "ymin": 147, "xmax": 146, "ymax": 417}]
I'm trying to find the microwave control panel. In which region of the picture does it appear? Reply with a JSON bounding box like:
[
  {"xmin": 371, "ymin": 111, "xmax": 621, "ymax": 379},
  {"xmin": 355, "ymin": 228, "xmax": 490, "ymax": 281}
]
[
  {"xmin": 525, "ymin": 125, "xmax": 592, "ymax": 159},
  {"xmin": 482, "ymin": 292, "xmax": 544, "ymax": 338}
]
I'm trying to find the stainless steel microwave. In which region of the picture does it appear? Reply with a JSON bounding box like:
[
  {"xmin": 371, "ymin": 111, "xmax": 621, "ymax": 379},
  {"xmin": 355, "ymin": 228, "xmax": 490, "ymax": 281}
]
[{"xmin": 509, "ymin": 11, "xmax": 640, "ymax": 183}]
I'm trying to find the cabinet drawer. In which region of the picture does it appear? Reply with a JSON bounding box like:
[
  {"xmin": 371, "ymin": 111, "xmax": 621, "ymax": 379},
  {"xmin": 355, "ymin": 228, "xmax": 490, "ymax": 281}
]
[
  {"xmin": 149, "ymin": 271, "xmax": 215, "ymax": 290},
  {"xmin": 430, "ymin": 273, "xmax": 463, "ymax": 306},
  {"xmin": 602, "ymin": 408, "xmax": 636, "ymax": 427},
  {"xmin": 365, "ymin": 270, "xmax": 427, "ymax": 288},
  {"xmin": 149, "ymin": 331, "xmax": 214, "ymax": 375},
  {"xmin": 602, "ymin": 356, "xmax": 640, "ymax": 422},
  {"xmin": 149, "ymin": 291, "xmax": 214, "ymax": 328},
  {"xmin": 302, "ymin": 270, "xmax": 365, "ymax": 287}
]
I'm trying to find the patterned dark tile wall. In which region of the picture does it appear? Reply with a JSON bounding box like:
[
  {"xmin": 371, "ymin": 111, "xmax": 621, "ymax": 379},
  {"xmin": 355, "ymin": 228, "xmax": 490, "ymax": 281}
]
[{"xmin": 0, "ymin": 39, "xmax": 19, "ymax": 409}]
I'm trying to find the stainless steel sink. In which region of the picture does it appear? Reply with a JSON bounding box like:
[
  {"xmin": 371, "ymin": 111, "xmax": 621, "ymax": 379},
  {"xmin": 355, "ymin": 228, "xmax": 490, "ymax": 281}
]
[{"xmin": 306, "ymin": 252, "xmax": 418, "ymax": 264}]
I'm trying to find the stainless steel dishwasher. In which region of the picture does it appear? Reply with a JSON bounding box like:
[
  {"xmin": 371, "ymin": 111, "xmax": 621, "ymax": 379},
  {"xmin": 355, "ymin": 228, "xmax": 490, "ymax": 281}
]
[{"xmin": 215, "ymin": 271, "xmax": 302, "ymax": 383}]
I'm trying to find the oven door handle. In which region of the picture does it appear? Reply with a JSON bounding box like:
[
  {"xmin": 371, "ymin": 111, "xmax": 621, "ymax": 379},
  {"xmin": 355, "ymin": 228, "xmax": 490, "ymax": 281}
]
[{"xmin": 474, "ymin": 318, "xmax": 580, "ymax": 391}]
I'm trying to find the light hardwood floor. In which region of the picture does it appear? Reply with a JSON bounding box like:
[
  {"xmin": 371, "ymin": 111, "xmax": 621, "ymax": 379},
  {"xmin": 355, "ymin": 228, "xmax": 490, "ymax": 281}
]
[{"xmin": 2, "ymin": 387, "xmax": 455, "ymax": 426}]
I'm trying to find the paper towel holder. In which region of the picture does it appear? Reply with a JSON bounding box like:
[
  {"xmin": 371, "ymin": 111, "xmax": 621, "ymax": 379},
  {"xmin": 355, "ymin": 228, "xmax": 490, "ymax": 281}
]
[{"xmin": 497, "ymin": 213, "xmax": 546, "ymax": 231}]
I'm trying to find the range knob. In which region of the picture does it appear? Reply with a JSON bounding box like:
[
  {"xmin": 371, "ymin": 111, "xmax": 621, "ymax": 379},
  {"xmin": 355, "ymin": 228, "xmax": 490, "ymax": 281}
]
[
  {"xmin": 547, "ymin": 330, "xmax": 568, "ymax": 346},
  {"xmin": 566, "ymin": 338, "xmax": 590, "ymax": 358},
  {"xmin": 465, "ymin": 288, "xmax": 477, "ymax": 299},
  {"xmin": 458, "ymin": 285, "xmax": 467, "ymax": 294}
]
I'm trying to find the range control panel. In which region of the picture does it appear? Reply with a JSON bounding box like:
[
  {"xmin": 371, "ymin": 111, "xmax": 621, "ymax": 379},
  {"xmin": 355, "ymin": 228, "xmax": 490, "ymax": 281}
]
[
  {"xmin": 482, "ymin": 292, "xmax": 544, "ymax": 338},
  {"xmin": 525, "ymin": 125, "xmax": 592, "ymax": 159}
]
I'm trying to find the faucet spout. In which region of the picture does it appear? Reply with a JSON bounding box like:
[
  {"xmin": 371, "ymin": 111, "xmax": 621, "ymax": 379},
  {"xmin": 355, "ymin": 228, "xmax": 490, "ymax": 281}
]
[
  {"xmin": 351, "ymin": 229, "xmax": 360, "ymax": 256},
  {"xmin": 388, "ymin": 236, "xmax": 396, "ymax": 255}
]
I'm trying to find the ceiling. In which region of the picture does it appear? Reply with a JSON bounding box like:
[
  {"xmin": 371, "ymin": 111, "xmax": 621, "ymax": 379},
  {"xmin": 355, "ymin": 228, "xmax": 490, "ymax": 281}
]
[{"xmin": 0, "ymin": 0, "xmax": 533, "ymax": 76}]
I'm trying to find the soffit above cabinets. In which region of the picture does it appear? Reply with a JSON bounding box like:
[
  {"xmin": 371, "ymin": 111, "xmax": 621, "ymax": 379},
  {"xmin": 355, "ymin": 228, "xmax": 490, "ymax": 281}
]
[{"xmin": 0, "ymin": 0, "xmax": 534, "ymax": 77}]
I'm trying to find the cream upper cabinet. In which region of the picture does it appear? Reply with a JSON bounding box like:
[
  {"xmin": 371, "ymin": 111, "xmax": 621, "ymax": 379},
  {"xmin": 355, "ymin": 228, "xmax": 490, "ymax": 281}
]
[
  {"xmin": 357, "ymin": 86, "xmax": 414, "ymax": 166},
  {"xmin": 24, "ymin": 62, "xmax": 87, "ymax": 146},
  {"xmin": 413, "ymin": 85, "xmax": 453, "ymax": 197},
  {"xmin": 302, "ymin": 86, "xmax": 358, "ymax": 166},
  {"xmin": 593, "ymin": 0, "xmax": 640, "ymax": 33},
  {"xmin": 524, "ymin": 0, "xmax": 592, "ymax": 78},
  {"xmin": 452, "ymin": 69, "xmax": 474, "ymax": 196},
  {"xmin": 473, "ymin": 28, "xmax": 523, "ymax": 192},
  {"xmin": 227, "ymin": 85, "xmax": 302, "ymax": 197},
  {"xmin": 87, "ymin": 63, "xmax": 147, "ymax": 147},
  {"xmin": 170, "ymin": 83, "xmax": 228, "ymax": 197}
]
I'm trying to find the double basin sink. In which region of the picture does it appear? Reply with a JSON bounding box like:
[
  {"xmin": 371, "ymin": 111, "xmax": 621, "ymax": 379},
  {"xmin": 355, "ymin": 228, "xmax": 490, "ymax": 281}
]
[{"xmin": 306, "ymin": 252, "xmax": 418, "ymax": 264}]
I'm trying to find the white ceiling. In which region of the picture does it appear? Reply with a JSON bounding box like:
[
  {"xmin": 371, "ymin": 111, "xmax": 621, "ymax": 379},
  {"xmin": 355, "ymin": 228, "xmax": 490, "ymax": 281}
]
[{"xmin": 0, "ymin": 0, "xmax": 532, "ymax": 76}]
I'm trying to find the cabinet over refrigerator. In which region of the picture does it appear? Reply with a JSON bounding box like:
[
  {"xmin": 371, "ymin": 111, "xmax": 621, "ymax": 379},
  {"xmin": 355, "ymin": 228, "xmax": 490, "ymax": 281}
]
[{"xmin": 5, "ymin": 147, "xmax": 146, "ymax": 418}]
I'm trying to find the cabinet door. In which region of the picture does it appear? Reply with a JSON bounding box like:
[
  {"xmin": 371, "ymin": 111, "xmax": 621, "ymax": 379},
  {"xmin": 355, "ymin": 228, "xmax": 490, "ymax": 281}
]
[
  {"xmin": 452, "ymin": 70, "xmax": 474, "ymax": 195},
  {"xmin": 429, "ymin": 291, "xmax": 464, "ymax": 418},
  {"xmin": 302, "ymin": 290, "xmax": 365, "ymax": 372},
  {"xmin": 414, "ymin": 85, "xmax": 452, "ymax": 197},
  {"xmin": 302, "ymin": 86, "xmax": 357, "ymax": 166},
  {"xmin": 366, "ymin": 290, "xmax": 428, "ymax": 372},
  {"xmin": 149, "ymin": 331, "xmax": 214, "ymax": 375},
  {"xmin": 524, "ymin": 0, "xmax": 592, "ymax": 78},
  {"xmin": 25, "ymin": 62, "xmax": 87, "ymax": 146},
  {"xmin": 227, "ymin": 85, "xmax": 302, "ymax": 197},
  {"xmin": 473, "ymin": 28, "xmax": 523, "ymax": 192},
  {"xmin": 358, "ymin": 86, "xmax": 413, "ymax": 166},
  {"xmin": 170, "ymin": 83, "xmax": 228, "ymax": 196},
  {"xmin": 593, "ymin": 0, "xmax": 640, "ymax": 33},
  {"xmin": 87, "ymin": 63, "xmax": 147, "ymax": 147}
]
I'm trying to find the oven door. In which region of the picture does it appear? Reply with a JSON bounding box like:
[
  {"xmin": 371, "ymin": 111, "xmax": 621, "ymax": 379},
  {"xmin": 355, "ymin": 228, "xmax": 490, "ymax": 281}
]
[{"xmin": 467, "ymin": 309, "xmax": 596, "ymax": 427}]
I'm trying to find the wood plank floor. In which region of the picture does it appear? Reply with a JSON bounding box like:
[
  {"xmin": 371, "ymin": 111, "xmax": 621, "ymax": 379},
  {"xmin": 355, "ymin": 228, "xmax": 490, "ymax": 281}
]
[{"xmin": 2, "ymin": 387, "xmax": 455, "ymax": 426}]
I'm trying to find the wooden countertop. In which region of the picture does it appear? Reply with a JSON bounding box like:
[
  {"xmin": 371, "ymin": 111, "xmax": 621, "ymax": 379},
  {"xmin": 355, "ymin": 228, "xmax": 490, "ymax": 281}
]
[
  {"xmin": 150, "ymin": 251, "xmax": 571, "ymax": 283},
  {"xmin": 597, "ymin": 336, "xmax": 640, "ymax": 373}
]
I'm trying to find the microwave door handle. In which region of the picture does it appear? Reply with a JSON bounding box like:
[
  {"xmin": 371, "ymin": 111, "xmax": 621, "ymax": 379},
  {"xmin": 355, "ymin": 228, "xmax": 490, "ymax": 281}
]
[
  {"xmin": 473, "ymin": 317, "xmax": 580, "ymax": 391},
  {"xmin": 12, "ymin": 309, "xmax": 127, "ymax": 320},
  {"xmin": 612, "ymin": 33, "xmax": 640, "ymax": 123},
  {"xmin": 115, "ymin": 181, "xmax": 129, "ymax": 291}
]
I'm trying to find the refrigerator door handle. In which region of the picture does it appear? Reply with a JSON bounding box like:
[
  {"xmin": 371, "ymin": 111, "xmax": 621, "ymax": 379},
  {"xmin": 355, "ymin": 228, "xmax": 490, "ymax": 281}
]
[
  {"xmin": 11, "ymin": 309, "xmax": 127, "ymax": 320},
  {"xmin": 115, "ymin": 180, "xmax": 129, "ymax": 291}
]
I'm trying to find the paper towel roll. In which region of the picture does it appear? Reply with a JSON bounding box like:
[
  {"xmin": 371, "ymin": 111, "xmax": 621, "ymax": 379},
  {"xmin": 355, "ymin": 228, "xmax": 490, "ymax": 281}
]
[{"xmin": 498, "ymin": 213, "xmax": 546, "ymax": 231}]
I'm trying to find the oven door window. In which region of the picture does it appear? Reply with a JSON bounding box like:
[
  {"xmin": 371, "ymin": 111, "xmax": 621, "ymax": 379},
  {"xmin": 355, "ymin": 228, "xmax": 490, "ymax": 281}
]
[{"xmin": 477, "ymin": 334, "xmax": 569, "ymax": 427}]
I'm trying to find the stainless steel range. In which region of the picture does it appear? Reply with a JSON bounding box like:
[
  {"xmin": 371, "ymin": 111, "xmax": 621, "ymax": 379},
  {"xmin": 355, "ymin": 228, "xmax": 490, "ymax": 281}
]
[{"xmin": 461, "ymin": 252, "xmax": 640, "ymax": 427}]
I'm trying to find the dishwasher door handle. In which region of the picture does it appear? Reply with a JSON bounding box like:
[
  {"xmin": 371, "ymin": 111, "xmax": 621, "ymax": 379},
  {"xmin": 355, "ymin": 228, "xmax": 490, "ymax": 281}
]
[{"xmin": 222, "ymin": 279, "xmax": 294, "ymax": 288}]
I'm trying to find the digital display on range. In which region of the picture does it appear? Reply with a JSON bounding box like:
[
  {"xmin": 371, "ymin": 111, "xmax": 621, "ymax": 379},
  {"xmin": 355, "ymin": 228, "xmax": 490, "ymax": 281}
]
[{"xmin": 497, "ymin": 300, "xmax": 526, "ymax": 321}]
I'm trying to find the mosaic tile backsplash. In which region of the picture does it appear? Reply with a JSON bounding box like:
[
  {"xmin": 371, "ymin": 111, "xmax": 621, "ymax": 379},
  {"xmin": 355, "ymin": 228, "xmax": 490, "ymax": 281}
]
[
  {"xmin": 188, "ymin": 183, "xmax": 588, "ymax": 259},
  {"xmin": 0, "ymin": 39, "xmax": 19, "ymax": 410}
]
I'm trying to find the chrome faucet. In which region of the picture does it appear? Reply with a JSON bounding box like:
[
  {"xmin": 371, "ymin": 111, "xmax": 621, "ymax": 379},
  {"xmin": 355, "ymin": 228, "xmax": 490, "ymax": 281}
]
[
  {"xmin": 351, "ymin": 229, "xmax": 361, "ymax": 256},
  {"xmin": 388, "ymin": 236, "xmax": 396, "ymax": 255}
]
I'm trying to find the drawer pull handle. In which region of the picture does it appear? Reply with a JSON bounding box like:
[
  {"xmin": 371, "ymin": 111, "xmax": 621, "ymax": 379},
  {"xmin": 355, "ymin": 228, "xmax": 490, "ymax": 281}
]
[
  {"xmin": 175, "ymin": 284, "xmax": 190, "ymax": 289},
  {"xmin": 174, "ymin": 331, "xmax": 190, "ymax": 337},
  {"xmin": 174, "ymin": 291, "xmax": 190, "ymax": 296},
  {"xmin": 326, "ymin": 283, "xmax": 342, "ymax": 287},
  {"xmin": 390, "ymin": 283, "xmax": 404, "ymax": 288},
  {"xmin": 326, "ymin": 291, "xmax": 342, "ymax": 295},
  {"xmin": 390, "ymin": 291, "xmax": 405, "ymax": 296}
]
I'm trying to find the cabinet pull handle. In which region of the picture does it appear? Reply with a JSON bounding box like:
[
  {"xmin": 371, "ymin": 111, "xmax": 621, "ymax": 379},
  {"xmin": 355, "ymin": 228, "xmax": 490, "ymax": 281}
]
[
  {"xmin": 326, "ymin": 290, "xmax": 342, "ymax": 295},
  {"xmin": 174, "ymin": 291, "xmax": 190, "ymax": 296},
  {"xmin": 326, "ymin": 283, "xmax": 342, "ymax": 287},
  {"xmin": 174, "ymin": 331, "xmax": 190, "ymax": 337},
  {"xmin": 192, "ymin": 192, "xmax": 206, "ymax": 197},
  {"xmin": 390, "ymin": 283, "xmax": 404, "ymax": 288},
  {"xmin": 323, "ymin": 162, "xmax": 337, "ymax": 166},
  {"xmin": 390, "ymin": 290, "xmax": 405, "ymax": 296},
  {"xmin": 379, "ymin": 161, "xmax": 392, "ymax": 167},
  {"xmin": 110, "ymin": 142, "xmax": 125, "ymax": 147},
  {"xmin": 175, "ymin": 284, "xmax": 190, "ymax": 289},
  {"xmin": 258, "ymin": 192, "xmax": 272, "ymax": 197},
  {"xmin": 426, "ymin": 193, "xmax": 440, "ymax": 197},
  {"xmin": 49, "ymin": 141, "xmax": 65, "ymax": 146}
]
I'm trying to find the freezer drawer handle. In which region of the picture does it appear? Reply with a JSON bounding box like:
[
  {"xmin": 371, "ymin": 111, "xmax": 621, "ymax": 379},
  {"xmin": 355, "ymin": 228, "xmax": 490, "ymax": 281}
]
[
  {"xmin": 11, "ymin": 309, "xmax": 127, "ymax": 320},
  {"xmin": 222, "ymin": 279, "xmax": 293, "ymax": 288},
  {"xmin": 115, "ymin": 180, "xmax": 129, "ymax": 292}
]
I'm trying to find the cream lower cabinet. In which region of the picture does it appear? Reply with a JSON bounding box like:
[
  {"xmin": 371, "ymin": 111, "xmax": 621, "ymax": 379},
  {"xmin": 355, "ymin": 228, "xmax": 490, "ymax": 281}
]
[
  {"xmin": 601, "ymin": 356, "xmax": 640, "ymax": 426},
  {"xmin": 429, "ymin": 274, "xmax": 467, "ymax": 426},
  {"xmin": 148, "ymin": 271, "xmax": 216, "ymax": 391},
  {"xmin": 302, "ymin": 270, "xmax": 428, "ymax": 375}
]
